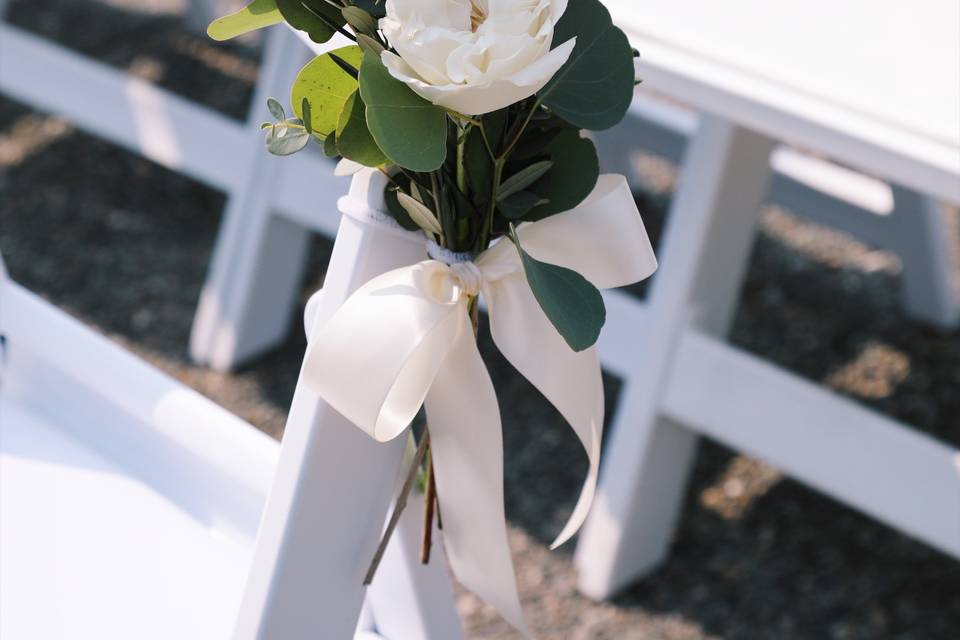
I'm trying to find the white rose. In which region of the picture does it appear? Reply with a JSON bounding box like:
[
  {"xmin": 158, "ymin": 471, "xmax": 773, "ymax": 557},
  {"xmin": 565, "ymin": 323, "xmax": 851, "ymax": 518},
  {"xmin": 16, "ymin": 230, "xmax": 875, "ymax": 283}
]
[{"xmin": 379, "ymin": 0, "xmax": 576, "ymax": 116}]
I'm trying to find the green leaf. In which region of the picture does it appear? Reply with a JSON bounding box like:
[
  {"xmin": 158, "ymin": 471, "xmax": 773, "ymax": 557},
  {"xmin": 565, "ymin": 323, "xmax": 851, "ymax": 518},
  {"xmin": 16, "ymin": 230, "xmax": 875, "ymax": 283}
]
[
  {"xmin": 384, "ymin": 180, "xmax": 421, "ymax": 231},
  {"xmin": 341, "ymin": 6, "xmax": 378, "ymax": 35},
  {"xmin": 276, "ymin": 0, "xmax": 346, "ymax": 44},
  {"xmin": 359, "ymin": 52, "xmax": 447, "ymax": 172},
  {"xmin": 357, "ymin": 33, "xmax": 386, "ymax": 56},
  {"xmin": 207, "ymin": 0, "xmax": 282, "ymax": 41},
  {"xmin": 498, "ymin": 190, "xmax": 548, "ymax": 220},
  {"xmin": 291, "ymin": 45, "xmax": 362, "ymax": 137},
  {"xmin": 539, "ymin": 0, "xmax": 635, "ymax": 130},
  {"xmin": 265, "ymin": 125, "xmax": 310, "ymax": 156},
  {"xmin": 266, "ymin": 97, "xmax": 285, "ymax": 120},
  {"xmin": 525, "ymin": 129, "xmax": 598, "ymax": 221},
  {"xmin": 513, "ymin": 231, "xmax": 605, "ymax": 352},
  {"xmin": 497, "ymin": 160, "xmax": 553, "ymax": 202},
  {"xmin": 480, "ymin": 108, "xmax": 509, "ymax": 156},
  {"xmin": 397, "ymin": 192, "xmax": 442, "ymax": 235},
  {"xmin": 335, "ymin": 91, "xmax": 389, "ymax": 167},
  {"xmin": 351, "ymin": 0, "xmax": 386, "ymax": 19},
  {"xmin": 322, "ymin": 130, "xmax": 340, "ymax": 157},
  {"xmin": 510, "ymin": 125, "xmax": 562, "ymax": 163},
  {"xmin": 301, "ymin": 98, "xmax": 313, "ymax": 133},
  {"xmin": 463, "ymin": 126, "xmax": 494, "ymax": 205},
  {"xmin": 328, "ymin": 52, "xmax": 359, "ymax": 79}
]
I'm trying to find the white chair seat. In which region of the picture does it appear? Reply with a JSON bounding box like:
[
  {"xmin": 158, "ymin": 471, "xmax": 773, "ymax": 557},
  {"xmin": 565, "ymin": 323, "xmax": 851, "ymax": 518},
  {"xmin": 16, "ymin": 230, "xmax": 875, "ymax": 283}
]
[
  {"xmin": 0, "ymin": 399, "xmax": 258, "ymax": 639},
  {"xmin": 0, "ymin": 274, "xmax": 279, "ymax": 639}
]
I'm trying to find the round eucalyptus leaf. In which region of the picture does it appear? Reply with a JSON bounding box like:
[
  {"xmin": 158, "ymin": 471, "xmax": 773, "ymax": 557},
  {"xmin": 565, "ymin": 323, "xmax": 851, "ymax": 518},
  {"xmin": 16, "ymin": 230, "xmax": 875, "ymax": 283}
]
[
  {"xmin": 358, "ymin": 52, "xmax": 447, "ymax": 172},
  {"xmin": 291, "ymin": 45, "xmax": 362, "ymax": 138},
  {"xmin": 514, "ymin": 233, "xmax": 606, "ymax": 352},
  {"xmin": 524, "ymin": 129, "xmax": 599, "ymax": 221},
  {"xmin": 336, "ymin": 91, "xmax": 389, "ymax": 167},
  {"xmin": 276, "ymin": 0, "xmax": 346, "ymax": 44},
  {"xmin": 207, "ymin": 0, "xmax": 282, "ymax": 41},
  {"xmin": 539, "ymin": 0, "xmax": 635, "ymax": 130}
]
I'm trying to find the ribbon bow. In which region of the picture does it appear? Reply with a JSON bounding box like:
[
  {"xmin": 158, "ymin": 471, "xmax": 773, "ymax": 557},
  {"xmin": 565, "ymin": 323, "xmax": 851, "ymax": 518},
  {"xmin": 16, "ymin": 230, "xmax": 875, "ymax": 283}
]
[{"xmin": 303, "ymin": 174, "xmax": 657, "ymax": 635}]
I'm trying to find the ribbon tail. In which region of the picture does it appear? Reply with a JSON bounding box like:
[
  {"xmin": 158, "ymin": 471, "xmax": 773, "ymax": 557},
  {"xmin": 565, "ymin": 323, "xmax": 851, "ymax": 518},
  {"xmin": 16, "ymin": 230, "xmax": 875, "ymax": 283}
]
[
  {"xmin": 424, "ymin": 310, "xmax": 530, "ymax": 638},
  {"xmin": 484, "ymin": 274, "xmax": 604, "ymax": 550}
]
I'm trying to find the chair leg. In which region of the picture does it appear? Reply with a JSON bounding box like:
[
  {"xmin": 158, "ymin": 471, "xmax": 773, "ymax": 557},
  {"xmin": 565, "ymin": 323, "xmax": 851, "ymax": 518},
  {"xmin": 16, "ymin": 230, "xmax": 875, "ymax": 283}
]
[
  {"xmin": 575, "ymin": 116, "xmax": 775, "ymax": 600},
  {"xmin": 189, "ymin": 29, "xmax": 312, "ymax": 371},
  {"xmin": 233, "ymin": 174, "xmax": 452, "ymax": 639},
  {"xmin": 887, "ymin": 187, "xmax": 960, "ymax": 328}
]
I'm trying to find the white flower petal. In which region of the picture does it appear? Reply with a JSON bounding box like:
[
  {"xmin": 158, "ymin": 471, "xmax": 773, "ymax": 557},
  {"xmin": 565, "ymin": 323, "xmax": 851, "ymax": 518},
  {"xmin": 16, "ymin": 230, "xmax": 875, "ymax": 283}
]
[{"xmin": 382, "ymin": 0, "xmax": 569, "ymax": 113}]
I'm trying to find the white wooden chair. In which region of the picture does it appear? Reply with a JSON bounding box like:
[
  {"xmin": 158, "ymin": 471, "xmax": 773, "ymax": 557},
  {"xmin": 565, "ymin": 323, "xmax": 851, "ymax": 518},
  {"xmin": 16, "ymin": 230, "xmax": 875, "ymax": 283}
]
[
  {"xmin": 0, "ymin": 173, "xmax": 464, "ymax": 638},
  {"xmin": 574, "ymin": 0, "xmax": 960, "ymax": 600},
  {"xmin": 0, "ymin": 9, "xmax": 344, "ymax": 372}
]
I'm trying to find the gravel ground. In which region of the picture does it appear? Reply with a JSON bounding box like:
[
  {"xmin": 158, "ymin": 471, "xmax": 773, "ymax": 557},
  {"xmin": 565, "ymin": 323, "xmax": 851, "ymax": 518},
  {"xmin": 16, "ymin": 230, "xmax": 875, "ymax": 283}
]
[{"xmin": 2, "ymin": 1, "xmax": 960, "ymax": 638}]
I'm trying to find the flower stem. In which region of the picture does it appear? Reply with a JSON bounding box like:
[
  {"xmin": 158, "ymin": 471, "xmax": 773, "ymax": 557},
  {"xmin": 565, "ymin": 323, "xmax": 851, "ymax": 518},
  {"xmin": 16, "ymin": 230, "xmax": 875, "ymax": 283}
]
[
  {"xmin": 420, "ymin": 451, "xmax": 436, "ymax": 564},
  {"xmin": 363, "ymin": 429, "xmax": 431, "ymax": 585},
  {"xmin": 499, "ymin": 98, "xmax": 542, "ymax": 162}
]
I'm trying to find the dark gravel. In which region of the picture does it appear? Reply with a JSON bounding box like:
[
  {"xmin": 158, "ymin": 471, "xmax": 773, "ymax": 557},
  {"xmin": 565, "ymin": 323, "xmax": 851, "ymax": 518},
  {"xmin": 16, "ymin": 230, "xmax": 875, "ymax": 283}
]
[{"xmin": 2, "ymin": 1, "xmax": 959, "ymax": 638}]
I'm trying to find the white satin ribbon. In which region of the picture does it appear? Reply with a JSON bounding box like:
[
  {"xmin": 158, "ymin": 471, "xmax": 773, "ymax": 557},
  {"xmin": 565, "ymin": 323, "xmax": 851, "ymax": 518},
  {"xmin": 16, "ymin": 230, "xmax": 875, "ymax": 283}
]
[{"xmin": 303, "ymin": 174, "xmax": 657, "ymax": 635}]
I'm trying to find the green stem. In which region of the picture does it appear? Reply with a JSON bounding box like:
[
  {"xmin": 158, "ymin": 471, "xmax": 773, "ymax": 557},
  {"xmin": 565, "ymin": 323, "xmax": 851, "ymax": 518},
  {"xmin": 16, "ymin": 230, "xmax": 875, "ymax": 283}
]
[
  {"xmin": 499, "ymin": 98, "xmax": 542, "ymax": 161},
  {"xmin": 456, "ymin": 129, "xmax": 468, "ymax": 195},
  {"xmin": 476, "ymin": 158, "xmax": 505, "ymax": 253}
]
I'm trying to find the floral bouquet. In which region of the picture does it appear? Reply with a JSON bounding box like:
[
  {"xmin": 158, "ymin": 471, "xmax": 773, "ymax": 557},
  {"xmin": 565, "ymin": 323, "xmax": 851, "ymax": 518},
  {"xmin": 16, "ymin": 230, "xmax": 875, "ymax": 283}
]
[{"xmin": 209, "ymin": 0, "xmax": 656, "ymax": 634}]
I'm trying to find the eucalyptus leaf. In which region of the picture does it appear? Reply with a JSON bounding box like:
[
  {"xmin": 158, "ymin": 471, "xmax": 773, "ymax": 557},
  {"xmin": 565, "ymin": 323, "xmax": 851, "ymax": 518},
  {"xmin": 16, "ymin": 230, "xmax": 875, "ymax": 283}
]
[
  {"xmin": 525, "ymin": 129, "xmax": 598, "ymax": 221},
  {"xmin": 301, "ymin": 98, "xmax": 313, "ymax": 133},
  {"xmin": 384, "ymin": 180, "xmax": 421, "ymax": 231},
  {"xmin": 342, "ymin": 6, "xmax": 378, "ymax": 34},
  {"xmin": 480, "ymin": 108, "xmax": 509, "ymax": 156},
  {"xmin": 498, "ymin": 190, "xmax": 548, "ymax": 220},
  {"xmin": 397, "ymin": 192, "xmax": 442, "ymax": 235},
  {"xmin": 463, "ymin": 126, "xmax": 493, "ymax": 204},
  {"xmin": 356, "ymin": 33, "xmax": 386, "ymax": 55},
  {"xmin": 358, "ymin": 52, "xmax": 447, "ymax": 172},
  {"xmin": 351, "ymin": 0, "xmax": 386, "ymax": 19},
  {"xmin": 266, "ymin": 97, "xmax": 286, "ymax": 120},
  {"xmin": 336, "ymin": 91, "xmax": 389, "ymax": 167},
  {"xmin": 496, "ymin": 160, "xmax": 553, "ymax": 202},
  {"xmin": 539, "ymin": 0, "xmax": 635, "ymax": 130},
  {"xmin": 322, "ymin": 130, "xmax": 340, "ymax": 157},
  {"xmin": 276, "ymin": 0, "xmax": 345, "ymax": 44},
  {"xmin": 291, "ymin": 45, "xmax": 362, "ymax": 137},
  {"xmin": 328, "ymin": 52, "xmax": 359, "ymax": 79},
  {"xmin": 513, "ymin": 232, "xmax": 605, "ymax": 352},
  {"xmin": 265, "ymin": 125, "xmax": 310, "ymax": 156},
  {"xmin": 207, "ymin": 0, "xmax": 282, "ymax": 41}
]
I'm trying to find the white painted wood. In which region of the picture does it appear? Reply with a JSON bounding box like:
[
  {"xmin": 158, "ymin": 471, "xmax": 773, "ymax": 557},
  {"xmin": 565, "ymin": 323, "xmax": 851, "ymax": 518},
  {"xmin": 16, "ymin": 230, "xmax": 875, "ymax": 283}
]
[
  {"xmin": 369, "ymin": 466, "xmax": 466, "ymax": 640},
  {"xmin": 176, "ymin": 26, "xmax": 343, "ymax": 370},
  {"xmin": 886, "ymin": 189, "xmax": 960, "ymax": 327},
  {"xmin": 0, "ymin": 23, "xmax": 244, "ymax": 191},
  {"xmin": 575, "ymin": 116, "xmax": 776, "ymax": 599},
  {"xmin": 611, "ymin": 0, "xmax": 960, "ymax": 203},
  {"xmin": 663, "ymin": 328, "xmax": 960, "ymax": 558},
  {"xmin": 596, "ymin": 97, "xmax": 960, "ymax": 328},
  {"xmin": 0, "ymin": 23, "xmax": 341, "ymax": 233},
  {"xmin": 0, "ymin": 269, "xmax": 277, "ymax": 639},
  {"xmin": 234, "ymin": 171, "xmax": 462, "ymax": 640},
  {"xmin": 2, "ymin": 183, "xmax": 462, "ymax": 639}
]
